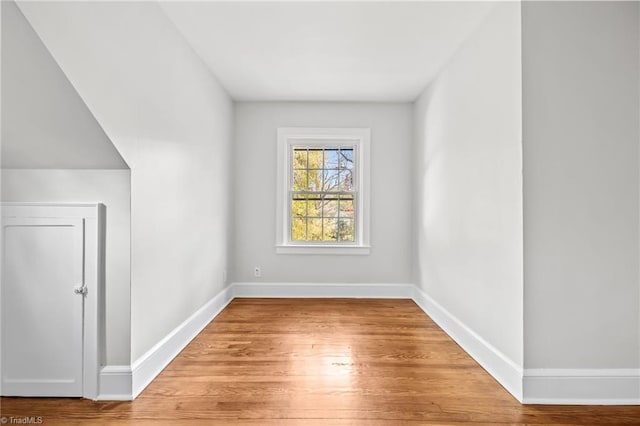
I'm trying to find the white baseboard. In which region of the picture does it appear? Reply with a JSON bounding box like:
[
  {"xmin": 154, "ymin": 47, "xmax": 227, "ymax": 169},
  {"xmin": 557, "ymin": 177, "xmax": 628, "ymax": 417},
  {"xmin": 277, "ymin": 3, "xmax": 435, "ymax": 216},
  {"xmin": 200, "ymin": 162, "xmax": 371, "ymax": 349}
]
[
  {"xmin": 231, "ymin": 282, "xmax": 414, "ymax": 298},
  {"xmin": 130, "ymin": 284, "xmax": 234, "ymax": 398},
  {"xmin": 96, "ymin": 282, "xmax": 640, "ymax": 406},
  {"xmin": 523, "ymin": 369, "xmax": 640, "ymax": 405},
  {"xmin": 412, "ymin": 286, "xmax": 524, "ymax": 402},
  {"xmin": 97, "ymin": 365, "xmax": 133, "ymax": 401}
]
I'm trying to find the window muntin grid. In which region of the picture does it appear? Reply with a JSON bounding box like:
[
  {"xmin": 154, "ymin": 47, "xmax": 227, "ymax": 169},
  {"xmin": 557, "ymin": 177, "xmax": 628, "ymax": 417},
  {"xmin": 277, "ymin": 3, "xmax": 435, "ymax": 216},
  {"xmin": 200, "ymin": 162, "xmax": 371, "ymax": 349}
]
[{"xmin": 289, "ymin": 145, "xmax": 357, "ymax": 243}]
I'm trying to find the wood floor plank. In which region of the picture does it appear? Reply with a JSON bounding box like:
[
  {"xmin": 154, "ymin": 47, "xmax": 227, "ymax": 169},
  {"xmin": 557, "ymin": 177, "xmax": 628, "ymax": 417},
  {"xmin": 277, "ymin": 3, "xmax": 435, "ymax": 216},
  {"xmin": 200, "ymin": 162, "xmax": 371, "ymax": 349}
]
[{"xmin": 1, "ymin": 298, "xmax": 639, "ymax": 425}]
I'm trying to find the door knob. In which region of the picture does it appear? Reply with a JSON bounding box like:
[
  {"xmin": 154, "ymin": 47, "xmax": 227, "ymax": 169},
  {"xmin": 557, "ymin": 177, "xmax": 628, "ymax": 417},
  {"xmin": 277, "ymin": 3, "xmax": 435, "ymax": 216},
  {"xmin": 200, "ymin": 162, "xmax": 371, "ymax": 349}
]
[{"xmin": 74, "ymin": 285, "xmax": 88, "ymax": 295}]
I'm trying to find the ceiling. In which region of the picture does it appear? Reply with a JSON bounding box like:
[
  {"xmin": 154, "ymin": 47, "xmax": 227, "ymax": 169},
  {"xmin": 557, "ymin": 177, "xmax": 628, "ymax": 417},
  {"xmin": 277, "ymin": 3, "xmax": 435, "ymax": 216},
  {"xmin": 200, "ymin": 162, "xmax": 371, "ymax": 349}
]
[{"xmin": 160, "ymin": 1, "xmax": 495, "ymax": 102}]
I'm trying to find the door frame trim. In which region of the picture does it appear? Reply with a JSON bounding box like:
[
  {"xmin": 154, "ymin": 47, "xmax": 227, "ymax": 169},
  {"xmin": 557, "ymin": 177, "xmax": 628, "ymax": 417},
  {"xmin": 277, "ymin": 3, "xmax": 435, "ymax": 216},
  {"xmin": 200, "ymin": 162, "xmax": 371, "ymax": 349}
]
[{"xmin": 1, "ymin": 203, "xmax": 105, "ymax": 399}]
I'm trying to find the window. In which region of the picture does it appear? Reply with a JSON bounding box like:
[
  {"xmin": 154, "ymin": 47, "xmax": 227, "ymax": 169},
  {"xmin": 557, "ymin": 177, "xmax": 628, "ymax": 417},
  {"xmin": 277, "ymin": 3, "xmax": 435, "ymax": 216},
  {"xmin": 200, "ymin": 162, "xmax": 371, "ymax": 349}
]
[
  {"xmin": 276, "ymin": 128, "xmax": 370, "ymax": 255},
  {"xmin": 291, "ymin": 145, "xmax": 355, "ymax": 242}
]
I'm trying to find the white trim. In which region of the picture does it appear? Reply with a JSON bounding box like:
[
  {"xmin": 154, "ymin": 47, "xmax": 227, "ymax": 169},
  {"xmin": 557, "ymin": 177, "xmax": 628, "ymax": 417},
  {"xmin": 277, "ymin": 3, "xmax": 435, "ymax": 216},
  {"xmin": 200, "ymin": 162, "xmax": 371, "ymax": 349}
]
[
  {"xmin": 1, "ymin": 202, "xmax": 106, "ymax": 209},
  {"xmin": 525, "ymin": 368, "xmax": 640, "ymax": 377},
  {"xmin": 523, "ymin": 369, "xmax": 640, "ymax": 405},
  {"xmin": 98, "ymin": 365, "xmax": 132, "ymax": 401},
  {"xmin": 231, "ymin": 282, "xmax": 414, "ymax": 299},
  {"xmin": 83, "ymin": 205, "xmax": 104, "ymax": 400},
  {"xmin": 130, "ymin": 285, "xmax": 234, "ymax": 398},
  {"xmin": 91, "ymin": 281, "xmax": 640, "ymax": 405},
  {"xmin": 276, "ymin": 127, "xmax": 371, "ymax": 253},
  {"xmin": 275, "ymin": 245, "xmax": 370, "ymax": 255},
  {"xmin": 412, "ymin": 286, "xmax": 524, "ymax": 402}
]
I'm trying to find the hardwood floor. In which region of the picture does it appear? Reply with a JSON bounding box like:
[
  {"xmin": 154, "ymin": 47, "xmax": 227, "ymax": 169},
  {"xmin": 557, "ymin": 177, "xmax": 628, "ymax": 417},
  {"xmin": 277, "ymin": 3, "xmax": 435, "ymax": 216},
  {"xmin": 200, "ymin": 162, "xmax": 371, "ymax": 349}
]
[{"xmin": 1, "ymin": 298, "xmax": 639, "ymax": 425}]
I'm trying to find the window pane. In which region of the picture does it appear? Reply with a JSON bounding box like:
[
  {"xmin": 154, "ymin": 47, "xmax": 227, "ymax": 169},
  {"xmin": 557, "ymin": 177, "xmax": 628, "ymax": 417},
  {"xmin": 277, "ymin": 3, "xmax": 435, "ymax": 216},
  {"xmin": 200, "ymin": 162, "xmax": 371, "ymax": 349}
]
[
  {"xmin": 308, "ymin": 149, "xmax": 323, "ymax": 168},
  {"xmin": 307, "ymin": 195, "xmax": 322, "ymax": 217},
  {"xmin": 323, "ymin": 218, "xmax": 338, "ymax": 241},
  {"xmin": 338, "ymin": 219, "xmax": 354, "ymax": 242},
  {"xmin": 293, "ymin": 170, "xmax": 308, "ymax": 190},
  {"xmin": 340, "ymin": 148, "xmax": 354, "ymax": 170},
  {"xmin": 307, "ymin": 169, "xmax": 322, "ymax": 191},
  {"xmin": 323, "ymin": 168, "xmax": 340, "ymax": 191},
  {"xmin": 339, "ymin": 196, "xmax": 355, "ymax": 218},
  {"xmin": 293, "ymin": 149, "xmax": 307, "ymax": 169},
  {"xmin": 308, "ymin": 219, "xmax": 323, "ymax": 240},
  {"xmin": 291, "ymin": 195, "xmax": 307, "ymax": 217},
  {"xmin": 339, "ymin": 170, "xmax": 353, "ymax": 191},
  {"xmin": 324, "ymin": 149, "xmax": 340, "ymax": 169},
  {"xmin": 291, "ymin": 217, "xmax": 307, "ymax": 241},
  {"xmin": 323, "ymin": 198, "xmax": 339, "ymax": 218}
]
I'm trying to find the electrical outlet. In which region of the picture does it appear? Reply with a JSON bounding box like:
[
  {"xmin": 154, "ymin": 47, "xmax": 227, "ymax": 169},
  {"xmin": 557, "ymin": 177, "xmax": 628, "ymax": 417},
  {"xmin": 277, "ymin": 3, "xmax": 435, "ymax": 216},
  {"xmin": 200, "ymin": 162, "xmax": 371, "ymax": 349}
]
[
  {"xmin": 222, "ymin": 270, "xmax": 227, "ymax": 283},
  {"xmin": 254, "ymin": 267, "xmax": 261, "ymax": 278}
]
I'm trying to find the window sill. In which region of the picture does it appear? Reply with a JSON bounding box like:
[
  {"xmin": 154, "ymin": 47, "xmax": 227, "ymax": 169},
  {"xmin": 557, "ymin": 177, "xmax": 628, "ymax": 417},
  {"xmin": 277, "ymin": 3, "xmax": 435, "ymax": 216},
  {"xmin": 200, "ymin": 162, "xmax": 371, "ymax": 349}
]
[{"xmin": 276, "ymin": 244, "xmax": 371, "ymax": 255}]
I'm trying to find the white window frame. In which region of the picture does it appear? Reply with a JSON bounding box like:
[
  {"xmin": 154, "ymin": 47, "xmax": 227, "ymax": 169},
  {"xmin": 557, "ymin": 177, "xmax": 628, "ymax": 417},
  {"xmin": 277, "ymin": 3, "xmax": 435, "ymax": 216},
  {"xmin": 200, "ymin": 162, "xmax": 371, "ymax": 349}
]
[{"xmin": 276, "ymin": 127, "xmax": 371, "ymax": 255}]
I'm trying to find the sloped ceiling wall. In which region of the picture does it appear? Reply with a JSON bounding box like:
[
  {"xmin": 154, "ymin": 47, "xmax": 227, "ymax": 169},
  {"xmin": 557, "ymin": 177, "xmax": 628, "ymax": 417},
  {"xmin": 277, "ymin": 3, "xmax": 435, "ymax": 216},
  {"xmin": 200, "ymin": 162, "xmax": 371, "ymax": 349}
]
[
  {"xmin": 14, "ymin": 0, "xmax": 234, "ymax": 362},
  {"xmin": 1, "ymin": 1, "xmax": 127, "ymax": 169}
]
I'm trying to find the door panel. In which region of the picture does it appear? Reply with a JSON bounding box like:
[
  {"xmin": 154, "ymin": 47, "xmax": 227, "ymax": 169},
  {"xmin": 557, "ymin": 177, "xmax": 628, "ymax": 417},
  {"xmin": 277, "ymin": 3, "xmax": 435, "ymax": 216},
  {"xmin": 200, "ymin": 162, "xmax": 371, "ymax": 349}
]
[{"xmin": 2, "ymin": 218, "xmax": 84, "ymax": 397}]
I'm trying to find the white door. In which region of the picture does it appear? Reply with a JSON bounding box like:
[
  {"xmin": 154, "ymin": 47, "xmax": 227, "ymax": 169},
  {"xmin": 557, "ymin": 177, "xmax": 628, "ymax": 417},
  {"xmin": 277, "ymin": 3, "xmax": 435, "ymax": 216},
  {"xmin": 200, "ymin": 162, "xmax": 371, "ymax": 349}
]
[{"xmin": 2, "ymin": 217, "xmax": 85, "ymax": 397}]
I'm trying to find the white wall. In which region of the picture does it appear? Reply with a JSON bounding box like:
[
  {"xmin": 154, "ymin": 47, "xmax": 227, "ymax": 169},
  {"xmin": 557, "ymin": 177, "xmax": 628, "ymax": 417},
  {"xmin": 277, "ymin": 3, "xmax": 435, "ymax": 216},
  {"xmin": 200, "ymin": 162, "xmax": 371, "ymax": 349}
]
[
  {"xmin": 522, "ymin": 1, "xmax": 639, "ymax": 370},
  {"xmin": 1, "ymin": 170, "xmax": 131, "ymax": 365},
  {"xmin": 1, "ymin": 1, "xmax": 126, "ymax": 170},
  {"xmin": 17, "ymin": 1, "xmax": 234, "ymax": 361},
  {"xmin": 234, "ymin": 102, "xmax": 413, "ymax": 284},
  {"xmin": 413, "ymin": 2, "xmax": 523, "ymax": 369},
  {"xmin": 1, "ymin": 1, "xmax": 131, "ymax": 365}
]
